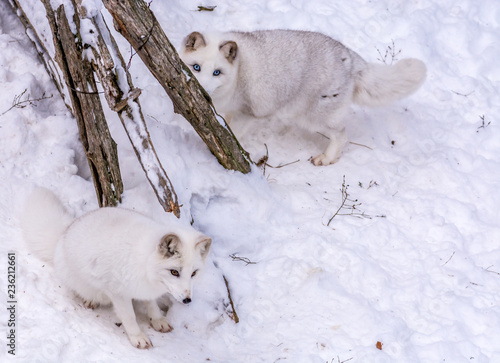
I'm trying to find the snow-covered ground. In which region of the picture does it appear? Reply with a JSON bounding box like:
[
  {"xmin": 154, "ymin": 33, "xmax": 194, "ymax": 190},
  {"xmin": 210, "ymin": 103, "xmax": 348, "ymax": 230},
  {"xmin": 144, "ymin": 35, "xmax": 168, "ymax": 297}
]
[{"xmin": 1, "ymin": 0, "xmax": 499, "ymax": 362}]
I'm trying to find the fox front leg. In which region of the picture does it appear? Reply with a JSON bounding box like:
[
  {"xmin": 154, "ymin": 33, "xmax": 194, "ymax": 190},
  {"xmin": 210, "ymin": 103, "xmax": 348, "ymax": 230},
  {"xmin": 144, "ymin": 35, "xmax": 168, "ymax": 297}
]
[{"xmin": 112, "ymin": 297, "xmax": 152, "ymax": 349}]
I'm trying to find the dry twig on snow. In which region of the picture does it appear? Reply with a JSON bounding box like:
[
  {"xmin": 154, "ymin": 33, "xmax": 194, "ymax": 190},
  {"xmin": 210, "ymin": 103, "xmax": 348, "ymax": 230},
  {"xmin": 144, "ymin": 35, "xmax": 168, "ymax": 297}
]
[
  {"xmin": 223, "ymin": 275, "xmax": 239, "ymax": 323},
  {"xmin": 0, "ymin": 89, "xmax": 53, "ymax": 116},
  {"xmin": 327, "ymin": 176, "xmax": 376, "ymax": 226}
]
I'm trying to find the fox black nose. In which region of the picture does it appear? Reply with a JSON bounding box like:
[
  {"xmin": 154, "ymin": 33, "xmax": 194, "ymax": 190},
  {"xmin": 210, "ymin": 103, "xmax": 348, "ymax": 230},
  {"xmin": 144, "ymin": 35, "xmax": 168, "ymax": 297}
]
[{"xmin": 182, "ymin": 298, "xmax": 192, "ymax": 304}]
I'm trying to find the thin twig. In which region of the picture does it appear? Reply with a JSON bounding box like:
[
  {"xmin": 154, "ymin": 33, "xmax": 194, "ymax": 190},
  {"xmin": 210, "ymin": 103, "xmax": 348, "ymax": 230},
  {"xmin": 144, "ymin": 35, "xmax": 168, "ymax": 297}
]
[
  {"xmin": 316, "ymin": 132, "xmax": 373, "ymax": 150},
  {"xmin": 326, "ymin": 176, "xmax": 382, "ymax": 226},
  {"xmin": 257, "ymin": 143, "xmax": 300, "ymax": 172},
  {"xmin": 349, "ymin": 141, "xmax": 373, "ymax": 150},
  {"xmin": 267, "ymin": 159, "xmax": 300, "ymax": 168},
  {"xmin": 230, "ymin": 254, "xmax": 257, "ymax": 265},
  {"xmin": 442, "ymin": 251, "xmax": 455, "ymax": 266},
  {"xmin": 196, "ymin": 5, "xmax": 216, "ymax": 11},
  {"xmin": 485, "ymin": 265, "xmax": 500, "ymax": 276},
  {"xmin": 477, "ymin": 115, "xmax": 491, "ymax": 133},
  {"xmin": 137, "ymin": 19, "xmax": 156, "ymax": 51},
  {"xmin": 223, "ymin": 275, "xmax": 239, "ymax": 323},
  {"xmin": 126, "ymin": 45, "xmax": 137, "ymax": 70},
  {"xmin": 256, "ymin": 143, "xmax": 269, "ymax": 175},
  {"xmin": 0, "ymin": 89, "xmax": 53, "ymax": 116},
  {"xmin": 452, "ymin": 90, "xmax": 475, "ymax": 97},
  {"xmin": 331, "ymin": 356, "xmax": 353, "ymax": 363},
  {"xmin": 327, "ymin": 177, "xmax": 350, "ymax": 226},
  {"xmin": 126, "ymin": 17, "xmax": 155, "ymax": 69},
  {"xmin": 376, "ymin": 39, "xmax": 401, "ymax": 65}
]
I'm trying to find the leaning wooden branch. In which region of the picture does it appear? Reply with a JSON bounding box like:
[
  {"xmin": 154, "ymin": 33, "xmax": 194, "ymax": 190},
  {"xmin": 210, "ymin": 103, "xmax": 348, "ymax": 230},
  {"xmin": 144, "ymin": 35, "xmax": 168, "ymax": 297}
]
[
  {"xmin": 85, "ymin": 10, "xmax": 180, "ymax": 217},
  {"xmin": 40, "ymin": 0, "xmax": 123, "ymax": 207},
  {"xmin": 102, "ymin": 0, "xmax": 252, "ymax": 173}
]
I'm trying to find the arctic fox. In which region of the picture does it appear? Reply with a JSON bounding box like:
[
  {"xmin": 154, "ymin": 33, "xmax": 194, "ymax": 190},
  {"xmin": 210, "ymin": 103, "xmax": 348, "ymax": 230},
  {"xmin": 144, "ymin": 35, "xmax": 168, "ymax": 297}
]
[
  {"xmin": 180, "ymin": 30, "xmax": 426, "ymax": 165},
  {"xmin": 20, "ymin": 188, "xmax": 211, "ymax": 349}
]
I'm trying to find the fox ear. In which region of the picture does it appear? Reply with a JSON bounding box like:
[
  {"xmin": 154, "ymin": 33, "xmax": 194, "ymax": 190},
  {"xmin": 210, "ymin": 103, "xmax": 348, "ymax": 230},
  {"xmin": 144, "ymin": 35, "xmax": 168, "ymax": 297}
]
[
  {"xmin": 195, "ymin": 236, "xmax": 212, "ymax": 259},
  {"xmin": 219, "ymin": 41, "xmax": 238, "ymax": 63},
  {"xmin": 159, "ymin": 234, "xmax": 180, "ymax": 258},
  {"xmin": 184, "ymin": 32, "xmax": 206, "ymax": 52}
]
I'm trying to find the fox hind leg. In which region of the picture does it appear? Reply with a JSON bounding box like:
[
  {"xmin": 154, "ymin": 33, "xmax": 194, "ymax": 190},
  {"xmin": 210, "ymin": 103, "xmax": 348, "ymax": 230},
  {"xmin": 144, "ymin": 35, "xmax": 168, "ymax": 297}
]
[
  {"xmin": 310, "ymin": 96, "xmax": 350, "ymax": 166},
  {"xmin": 81, "ymin": 292, "xmax": 111, "ymax": 309},
  {"xmin": 72, "ymin": 282, "xmax": 111, "ymax": 309},
  {"xmin": 312, "ymin": 127, "xmax": 348, "ymax": 166}
]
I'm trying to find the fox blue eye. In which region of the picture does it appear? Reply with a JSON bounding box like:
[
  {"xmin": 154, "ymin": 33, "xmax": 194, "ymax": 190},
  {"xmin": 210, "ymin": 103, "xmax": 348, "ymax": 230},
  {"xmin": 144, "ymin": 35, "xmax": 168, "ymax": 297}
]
[
  {"xmin": 213, "ymin": 70, "xmax": 221, "ymax": 76},
  {"xmin": 193, "ymin": 64, "xmax": 200, "ymax": 72}
]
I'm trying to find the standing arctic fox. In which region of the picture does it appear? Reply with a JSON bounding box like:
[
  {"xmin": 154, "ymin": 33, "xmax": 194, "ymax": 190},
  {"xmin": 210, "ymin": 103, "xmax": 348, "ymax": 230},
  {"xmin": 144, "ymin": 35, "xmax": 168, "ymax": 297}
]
[
  {"xmin": 20, "ymin": 188, "xmax": 211, "ymax": 349},
  {"xmin": 180, "ymin": 30, "xmax": 426, "ymax": 165}
]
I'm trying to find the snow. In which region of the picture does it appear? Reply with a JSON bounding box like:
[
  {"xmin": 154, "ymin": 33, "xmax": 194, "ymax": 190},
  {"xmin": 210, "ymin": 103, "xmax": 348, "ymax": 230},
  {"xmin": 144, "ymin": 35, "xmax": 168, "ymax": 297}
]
[
  {"xmin": 183, "ymin": 68, "xmax": 192, "ymax": 82},
  {"xmin": 1, "ymin": 0, "xmax": 500, "ymax": 362}
]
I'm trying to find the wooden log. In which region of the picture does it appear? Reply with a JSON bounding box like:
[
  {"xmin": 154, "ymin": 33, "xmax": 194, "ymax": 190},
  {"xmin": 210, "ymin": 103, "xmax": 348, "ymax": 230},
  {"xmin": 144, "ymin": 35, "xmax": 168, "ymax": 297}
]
[
  {"xmin": 41, "ymin": 0, "xmax": 123, "ymax": 207},
  {"xmin": 102, "ymin": 0, "xmax": 252, "ymax": 173},
  {"xmin": 86, "ymin": 10, "xmax": 180, "ymax": 217}
]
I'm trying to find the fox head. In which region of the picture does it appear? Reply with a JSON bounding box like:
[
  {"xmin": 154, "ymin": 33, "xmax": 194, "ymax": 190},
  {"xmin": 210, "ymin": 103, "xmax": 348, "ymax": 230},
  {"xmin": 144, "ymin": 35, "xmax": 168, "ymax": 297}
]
[
  {"xmin": 180, "ymin": 31, "xmax": 238, "ymax": 96},
  {"xmin": 151, "ymin": 231, "xmax": 211, "ymax": 304}
]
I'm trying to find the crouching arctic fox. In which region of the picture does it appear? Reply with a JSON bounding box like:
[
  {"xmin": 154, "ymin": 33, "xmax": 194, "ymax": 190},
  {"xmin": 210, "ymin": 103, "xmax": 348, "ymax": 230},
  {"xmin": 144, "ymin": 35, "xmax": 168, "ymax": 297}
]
[
  {"xmin": 180, "ymin": 30, "xmax": 426, "ymax": 165},
  {"xmin": 21, "ymin": 188, "xmax": 211, "ymax": 349}
]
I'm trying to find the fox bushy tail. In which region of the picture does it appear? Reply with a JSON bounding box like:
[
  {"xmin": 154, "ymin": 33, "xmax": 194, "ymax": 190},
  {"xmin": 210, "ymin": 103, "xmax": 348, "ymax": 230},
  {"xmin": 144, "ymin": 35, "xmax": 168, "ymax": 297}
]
[
  {"xmin": 353, "ymin": 58, "xmax": 426, "ymax": 107},
  {"xmin": 20, "ymin": 187, "xmax": 73, "ymax": 263}
]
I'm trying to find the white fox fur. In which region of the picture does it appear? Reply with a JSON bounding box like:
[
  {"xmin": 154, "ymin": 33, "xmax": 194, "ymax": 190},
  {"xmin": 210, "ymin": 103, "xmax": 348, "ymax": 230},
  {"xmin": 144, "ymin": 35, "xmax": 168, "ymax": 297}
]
[
  {"xmin": 21, "ymin": 187, "xmax": 211, "ymax": 349},
  {"xmin": 352, "ymin": 59, "xmax": 427, "ymax": 107},
  {"xmin": 180, "ymin": 30, "xmax": 426, "ymax": 165}
]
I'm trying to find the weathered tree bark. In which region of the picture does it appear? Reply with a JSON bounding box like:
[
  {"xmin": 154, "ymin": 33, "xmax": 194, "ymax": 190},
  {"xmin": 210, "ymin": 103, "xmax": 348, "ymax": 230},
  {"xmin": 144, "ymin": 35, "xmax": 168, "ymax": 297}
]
[
  {"xmin": 86, "ymin": 10, "xmax": 180, "ymax": 217},
  {"xmin": 101, "ymin": 0, "xmax": 252, "ymax": 173},
  {"xmin": 41, "ymin": 0, "xmax": 123, "ymax": 207}
]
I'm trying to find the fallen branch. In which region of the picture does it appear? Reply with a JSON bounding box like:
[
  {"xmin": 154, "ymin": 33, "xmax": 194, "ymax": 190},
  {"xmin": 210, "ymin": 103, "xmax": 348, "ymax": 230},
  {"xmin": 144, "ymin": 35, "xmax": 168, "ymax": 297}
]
[
  {"xmin": 452, "ymin": 90, "xmax": 475, "ymax": 98},
  {"xmin": 230, "ymin": 254, "xmax": 257, "ymax": 266},
  {"xmin": 40, "ymin": 0, "xmax": 123, "ymax": 207},
  {"xmin": 84, "ymin": 7, "xmax": 180, "ymax": 216},
  {"xmin": 317, "ymin": 132, "xmax": 373, "ymax": 150},
  {"xmin": 477, "ymin": 115, "xmax": 491, "ymax": 133},
  {"xmin": 196, "ymin": 6, "xmax": 217, "ymax": 12},
  {"xmin": 223, "ymin": 275, "xmax": 239, "ymax": 323},
  {"xmin": 257, "ymin": 143, "xmax": 300, "ymax": 175},
  {"xmin": 326, "ymin": 176, "xmax": 381, "ymax": 226},
  {"xmin": 376, "ymin": 39, "xmax": 401, "ymax": 65},
  {"xmin": 0, "ymin": 89, "xmax": 53, "ymax": 117},
  {"xmin": 485, "ymin": 265, "xmax": 500, "ymax": 276},
  {"xmin": 442, "ymin": 251, "xmax": 455, "ymax": 266},
  {"xmin": 349, "ymin": 141, "xmax": 373, "ymax": 150},
  {"xmin": 327, "ymin": 177, "xmax": 351, "ymax": 226}
]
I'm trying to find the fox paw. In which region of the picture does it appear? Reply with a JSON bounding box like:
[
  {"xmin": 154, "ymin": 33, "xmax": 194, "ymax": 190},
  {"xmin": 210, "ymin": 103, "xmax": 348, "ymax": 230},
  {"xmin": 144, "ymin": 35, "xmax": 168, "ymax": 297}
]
[
  {"xmin": 128, "ymin": 332, "xmax": 153, "ymax": 349},
  {"xmin": 82, "ymin": 299, "xmax": 99, "ymax": 309},
  {"xmin": 311, "ymin": 153, "xmax": 339, "ymax": 166},
  {"xmin": 150, "ymin": 317, "xmax": 173, "ymax": 333}
]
